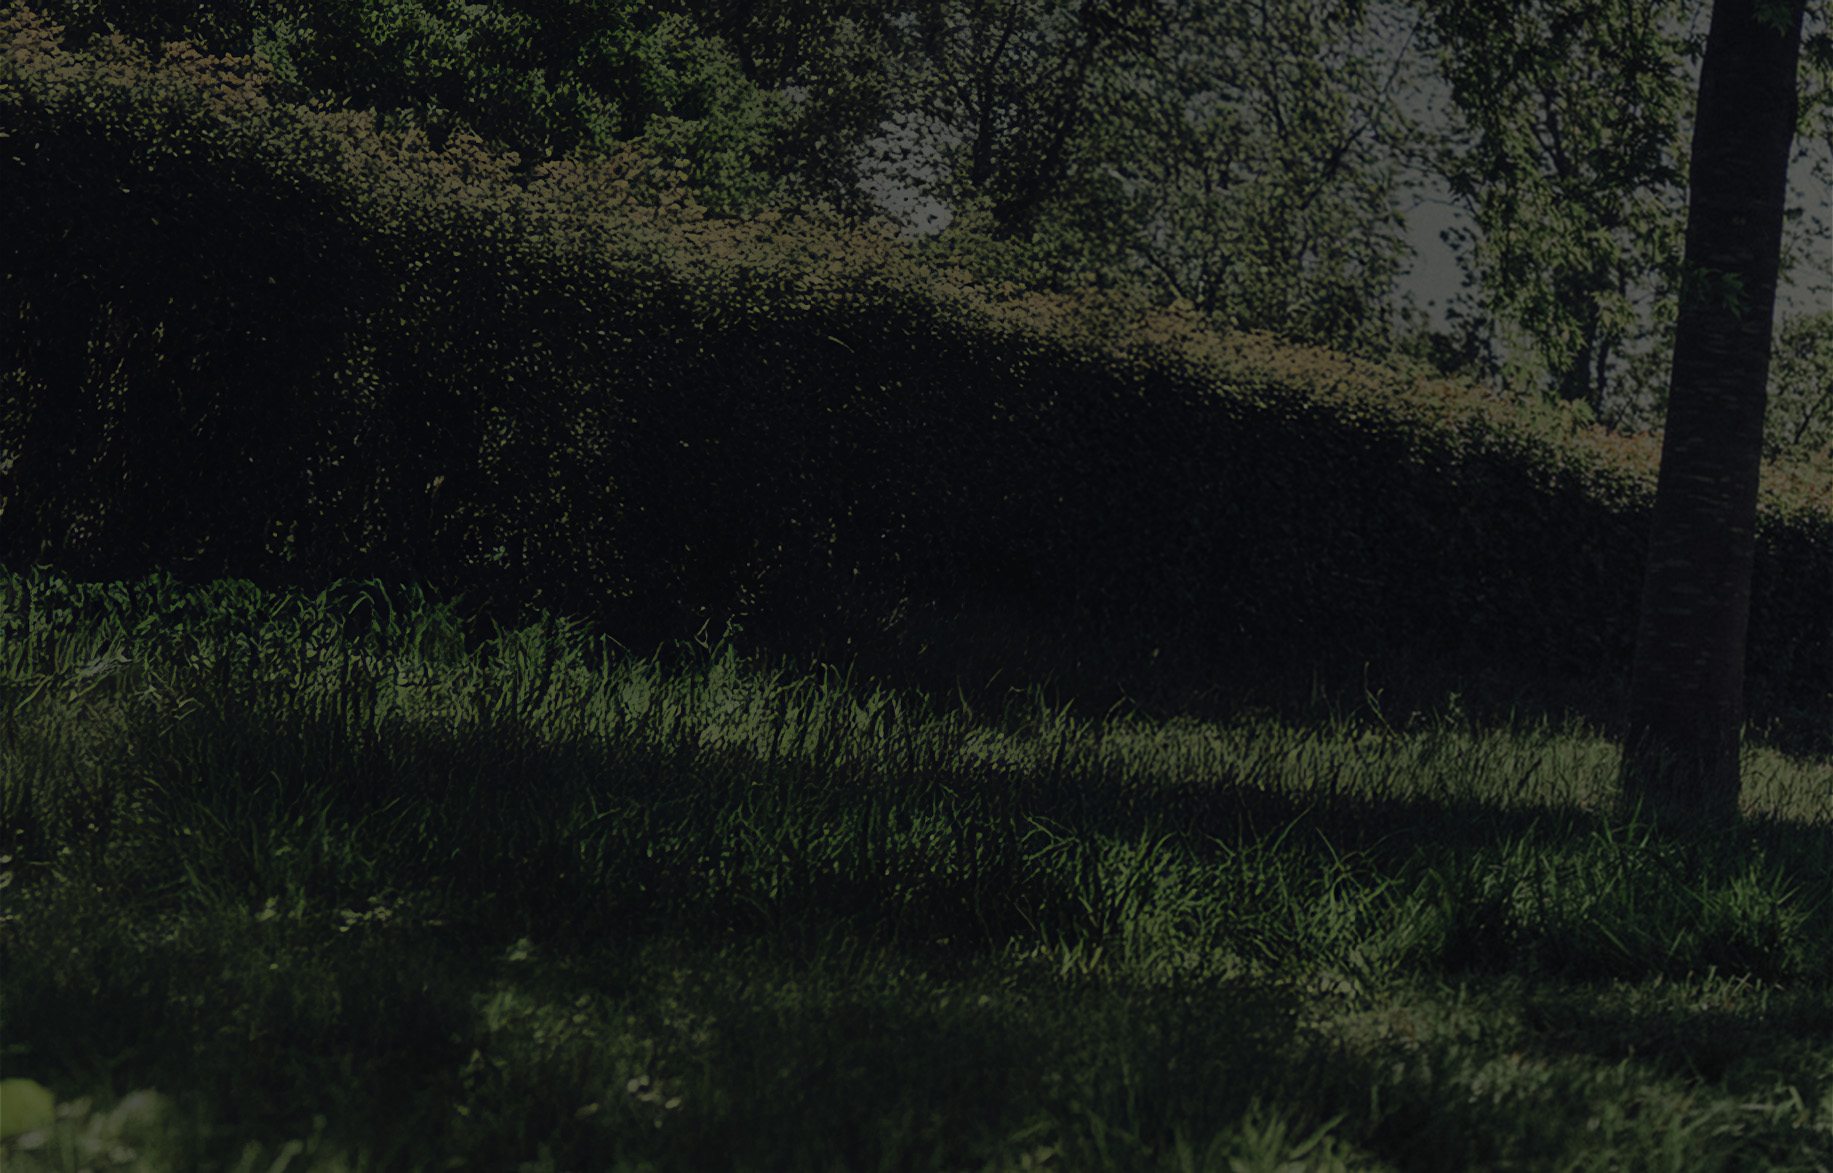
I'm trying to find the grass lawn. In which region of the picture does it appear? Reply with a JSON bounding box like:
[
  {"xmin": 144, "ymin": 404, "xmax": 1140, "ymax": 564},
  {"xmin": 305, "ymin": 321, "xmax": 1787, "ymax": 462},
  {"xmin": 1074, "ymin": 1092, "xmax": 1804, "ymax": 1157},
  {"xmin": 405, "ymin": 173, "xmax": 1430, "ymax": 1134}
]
[{"xmin": 6, "ymin": 563, "xmax": 1833, "ymax": 1172}]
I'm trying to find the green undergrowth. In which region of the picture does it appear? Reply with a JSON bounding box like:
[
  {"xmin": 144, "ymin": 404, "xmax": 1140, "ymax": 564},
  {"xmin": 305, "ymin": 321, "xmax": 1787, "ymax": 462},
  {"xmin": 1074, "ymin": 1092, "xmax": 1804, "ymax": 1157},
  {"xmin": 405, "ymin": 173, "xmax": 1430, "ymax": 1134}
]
[{"xmin": 6, "ymin": 563, "xmax": 1833, "ymax": 1172}]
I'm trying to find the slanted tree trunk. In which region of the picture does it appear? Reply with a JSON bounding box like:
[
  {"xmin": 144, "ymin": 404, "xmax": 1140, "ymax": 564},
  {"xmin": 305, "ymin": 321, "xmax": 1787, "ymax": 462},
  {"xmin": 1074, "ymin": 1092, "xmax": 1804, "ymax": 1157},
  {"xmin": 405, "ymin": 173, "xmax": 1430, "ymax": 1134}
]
[{"xmin": 1619, "ymin": 0, "xmax": 1805, "ymax": 824}]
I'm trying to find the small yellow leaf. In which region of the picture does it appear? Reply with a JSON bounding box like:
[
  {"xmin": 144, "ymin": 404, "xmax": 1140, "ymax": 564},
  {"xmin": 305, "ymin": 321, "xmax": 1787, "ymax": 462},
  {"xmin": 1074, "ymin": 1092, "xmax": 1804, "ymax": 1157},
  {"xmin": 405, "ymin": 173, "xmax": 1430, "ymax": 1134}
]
[{"xmin": 0, "ymin": 1078, "xmax": 57, "ymax": 1140}]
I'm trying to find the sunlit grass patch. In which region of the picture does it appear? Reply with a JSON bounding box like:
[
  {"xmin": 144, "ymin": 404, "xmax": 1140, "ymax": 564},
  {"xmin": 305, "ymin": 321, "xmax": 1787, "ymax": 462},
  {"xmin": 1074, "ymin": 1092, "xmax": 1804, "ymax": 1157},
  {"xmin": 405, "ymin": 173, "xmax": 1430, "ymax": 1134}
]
[{"xmin": 6, "ymin": 564, "xmax": 1833, "ymax": 1171}]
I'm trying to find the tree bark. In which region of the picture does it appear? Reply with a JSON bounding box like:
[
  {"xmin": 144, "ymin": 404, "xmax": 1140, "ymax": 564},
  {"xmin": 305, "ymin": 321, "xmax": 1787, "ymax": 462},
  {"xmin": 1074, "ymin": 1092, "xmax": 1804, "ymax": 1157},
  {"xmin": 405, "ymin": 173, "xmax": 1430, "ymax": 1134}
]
[{"xmin": 1619, "ymin": 0, "xmax": 1805, "ymax": 824}]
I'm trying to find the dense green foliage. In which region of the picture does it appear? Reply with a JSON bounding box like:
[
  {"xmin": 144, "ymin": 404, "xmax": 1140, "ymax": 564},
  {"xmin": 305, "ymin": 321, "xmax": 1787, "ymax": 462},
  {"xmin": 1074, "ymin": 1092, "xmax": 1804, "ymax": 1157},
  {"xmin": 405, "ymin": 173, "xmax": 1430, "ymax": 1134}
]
[
  {"xmin": 0, "ymin": 0, "xmax": 890, "ymax": 222},
  {"xmin": 5, "ymin": 1, "xmax": 1833, "ymax": 743},
  {"xmin": 8, "ymin": 0, "xmax": 1831, "ymax": 438}
]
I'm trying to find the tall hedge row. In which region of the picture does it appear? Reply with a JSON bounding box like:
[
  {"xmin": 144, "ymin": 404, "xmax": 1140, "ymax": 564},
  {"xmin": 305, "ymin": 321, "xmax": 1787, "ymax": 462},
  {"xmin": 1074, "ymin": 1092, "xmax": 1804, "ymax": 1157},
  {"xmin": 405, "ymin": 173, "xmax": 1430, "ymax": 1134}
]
[{"xmin": 5, "ymin": 2, "xmax": 1831, "ymax": 721}]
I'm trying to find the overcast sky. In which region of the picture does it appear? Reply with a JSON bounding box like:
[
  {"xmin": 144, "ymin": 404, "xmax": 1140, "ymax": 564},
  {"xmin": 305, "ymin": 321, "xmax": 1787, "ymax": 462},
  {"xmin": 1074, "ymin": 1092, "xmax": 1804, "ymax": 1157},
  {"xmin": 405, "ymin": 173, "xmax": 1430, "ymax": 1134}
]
[{"xmin": 840, "ymin": 0, "xmax": 1833, "ymax": 340}]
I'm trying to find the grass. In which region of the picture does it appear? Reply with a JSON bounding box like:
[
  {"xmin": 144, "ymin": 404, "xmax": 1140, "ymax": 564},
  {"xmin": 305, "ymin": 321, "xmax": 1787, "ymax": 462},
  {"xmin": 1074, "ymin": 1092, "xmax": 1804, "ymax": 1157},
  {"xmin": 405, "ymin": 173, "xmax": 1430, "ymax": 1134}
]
[{"xmin": 6, "ymin": 561, "xmax": 1833, "ymax": 1171}]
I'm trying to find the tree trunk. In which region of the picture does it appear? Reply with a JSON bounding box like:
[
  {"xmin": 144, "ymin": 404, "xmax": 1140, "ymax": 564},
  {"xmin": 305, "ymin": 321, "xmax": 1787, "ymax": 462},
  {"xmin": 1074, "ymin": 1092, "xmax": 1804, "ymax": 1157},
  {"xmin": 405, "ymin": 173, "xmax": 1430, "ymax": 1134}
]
[{"xmin": 1619, "ymin": 0, "xmax": 1804, "ymax": 824}]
